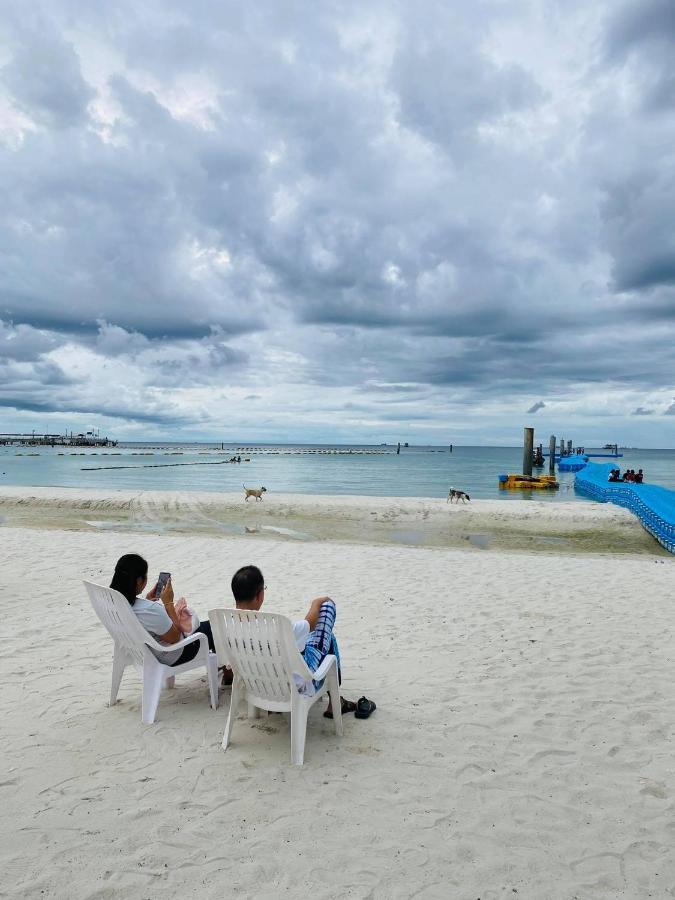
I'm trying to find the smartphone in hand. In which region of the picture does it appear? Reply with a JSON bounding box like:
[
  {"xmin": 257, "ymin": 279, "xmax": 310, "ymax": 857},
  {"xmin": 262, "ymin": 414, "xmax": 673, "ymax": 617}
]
[{"xmin": 155, "ymin": 571, "xmax": 171, "ymax": 597}]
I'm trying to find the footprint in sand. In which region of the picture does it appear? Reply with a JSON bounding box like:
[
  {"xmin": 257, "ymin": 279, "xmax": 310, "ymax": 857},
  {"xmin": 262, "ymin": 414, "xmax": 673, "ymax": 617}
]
[
  {"xmin": 570, "ymin": 851, "xmax": 623, "ymax": 878},
  {"xmin": 528, "ymin": 749, "xmax": 576, "ymax": 766},
  {"xmin": 639, "ymin": 781, "xmax": 668, "ymax": 799},
  {"xmin": 455, "ymin": 762, "xmax": 488, "ymax": 780}
]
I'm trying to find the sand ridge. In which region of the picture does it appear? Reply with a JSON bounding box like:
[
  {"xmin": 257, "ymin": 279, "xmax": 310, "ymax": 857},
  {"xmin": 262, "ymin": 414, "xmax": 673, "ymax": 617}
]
[{"xmin": 0, "ymin": 485, "xmax": 662, "ymax": 555}]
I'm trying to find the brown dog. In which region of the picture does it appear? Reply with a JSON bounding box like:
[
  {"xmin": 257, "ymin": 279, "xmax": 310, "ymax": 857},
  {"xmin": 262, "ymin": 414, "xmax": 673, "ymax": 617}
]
[
  {"xmin": 447, "ymin": 488, "xmax": 470, "ymax": 503},
  {"xmin": 244, "ymin": 485, "xmax": 267, "ymax": 501}
]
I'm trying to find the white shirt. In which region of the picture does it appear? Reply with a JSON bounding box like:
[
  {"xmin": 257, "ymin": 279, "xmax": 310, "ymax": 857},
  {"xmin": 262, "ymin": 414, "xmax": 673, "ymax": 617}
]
[
  {"xmin": 132, "ymin": 596, "xmax": 182, "ymax": 665},
  {"xmin": 292, "ymin": 620, "xmax": 314, "ymax": 694},
  {"xmin": 292, "ymin": 619, "xmax": 310, "ymax": 651}
]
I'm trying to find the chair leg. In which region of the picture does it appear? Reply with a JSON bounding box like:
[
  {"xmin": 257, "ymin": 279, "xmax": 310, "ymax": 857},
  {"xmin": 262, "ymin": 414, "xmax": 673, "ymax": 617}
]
[
  {"xmin": 291, "ymin": 695, "xmax": 309, "ymax": 766},
  {"xmin": 223, "ymin": 677, "xmax": 242, "ymax": 750},
  {"xmin": 207, "ymin": 653, "xmax": 219, "ymax": 710},
  {"xmin": 327, "ymin": 667, "xmax": 343, "ymax": 737},
  {"xmin": 110, "ymin": 645, "xmax": 127, "ymax": 706},
  {"xmin": 141, "ymin": 656, "xmax": 164, "ymax": 725},
  {"xmin": 248, "ymin": 702, "xmax": 267, "ymax": 719}
]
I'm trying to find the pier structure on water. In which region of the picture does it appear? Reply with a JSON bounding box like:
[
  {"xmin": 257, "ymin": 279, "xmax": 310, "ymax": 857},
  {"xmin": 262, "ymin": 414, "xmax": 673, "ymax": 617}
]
[
  {"xmin": 575, "ymin": 462, "xmax": 675, "ymax": 554},
  {"xmin": 0, "ymin": 431, "xmax": 117, "ymax": 447},
  {"xmin": 542, "ymin": 449, "xmax": 623, "ymax": 459},
  {"xmin": 521, "ymin": 428, "xmax": 627, "ymax": 487}
]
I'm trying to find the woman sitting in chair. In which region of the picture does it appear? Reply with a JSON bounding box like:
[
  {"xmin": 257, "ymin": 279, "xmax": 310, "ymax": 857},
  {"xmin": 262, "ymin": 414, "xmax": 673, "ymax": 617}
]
[{"xmin": 110, "ymin": 553, "xmax": 216, "ymax": 667}]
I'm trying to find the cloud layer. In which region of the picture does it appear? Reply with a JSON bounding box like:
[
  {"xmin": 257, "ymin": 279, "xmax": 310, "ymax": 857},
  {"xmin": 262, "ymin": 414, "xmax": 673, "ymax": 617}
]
[{"xmin": 0, "ymin": 0, "xmax": 673, "ymax": 444}]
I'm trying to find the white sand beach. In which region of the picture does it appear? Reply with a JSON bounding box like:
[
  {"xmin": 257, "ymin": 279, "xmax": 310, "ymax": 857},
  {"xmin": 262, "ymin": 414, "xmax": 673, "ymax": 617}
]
[{"xmin": 2, "ymin": 487, "xmax": 675, "ymax": 899}]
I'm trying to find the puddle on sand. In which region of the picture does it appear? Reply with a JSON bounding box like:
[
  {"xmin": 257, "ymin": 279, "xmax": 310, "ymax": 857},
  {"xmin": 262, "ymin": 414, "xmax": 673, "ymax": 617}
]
[
  {"xmin": 86, "ymin": 520, "xmax": 170, "ymax": 533},
  {"xmin": 213, "ymin": 522, "xmax": 248, "ymax": 535},
  {"xmin": 390, "ymin": 529, "xmax": 427, "ymax": 545},
  {"xmin": 259, "ymin": 525, "xmax": 313, "ymax": 541},
  {"xmin": 466, "ymin": 533, "xmax": 492, "ymax": 549},
  {"xmin": 221, "ymin": 523, "xmax": 314, "ymax": 540},
  {"xmin": 86, "ymin": 518, "xmax": 314, "ymax": 541}
]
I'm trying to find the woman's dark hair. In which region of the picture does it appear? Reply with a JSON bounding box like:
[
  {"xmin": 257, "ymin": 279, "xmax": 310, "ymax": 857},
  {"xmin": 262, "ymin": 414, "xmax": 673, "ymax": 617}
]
[{"xmin": 110, "ymin": 553, "xmax": 148, "ymax": 605}]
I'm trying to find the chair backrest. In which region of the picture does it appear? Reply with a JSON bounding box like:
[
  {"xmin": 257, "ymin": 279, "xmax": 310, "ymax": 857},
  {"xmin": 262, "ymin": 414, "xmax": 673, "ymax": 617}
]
[
  {"xmin": 84, "ymin": 580, "xmax": 162, "ymax": 667},
  {"xmin": 210, "ymin": 608, "xmax": 314, "ymax": 702}
]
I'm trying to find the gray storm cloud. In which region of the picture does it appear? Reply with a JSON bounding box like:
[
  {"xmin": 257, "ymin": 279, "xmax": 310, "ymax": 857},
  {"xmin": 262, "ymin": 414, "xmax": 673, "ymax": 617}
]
[
  {"xmin": 527, "ymin": 401, "xmax": 546, "ymax": 414},
  {"xmin": 0, "ymin": 0, "xmax": 673, "ymax": 442},
  {"xmin": 1, "ymin": 29, "xmax": 93, "ymax": 128}
]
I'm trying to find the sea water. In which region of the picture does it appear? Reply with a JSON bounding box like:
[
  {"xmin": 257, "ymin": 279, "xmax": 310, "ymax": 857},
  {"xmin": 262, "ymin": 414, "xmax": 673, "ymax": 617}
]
[{"xmin": 1, "ymin": 443, "xmax": 674, "ymax": 500}]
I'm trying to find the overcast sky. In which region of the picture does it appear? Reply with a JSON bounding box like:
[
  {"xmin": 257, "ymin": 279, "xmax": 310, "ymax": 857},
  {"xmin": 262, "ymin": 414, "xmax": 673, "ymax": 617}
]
[{"xmin": 1, "ymin": 0, "xmax": 674, "ymax": 445}]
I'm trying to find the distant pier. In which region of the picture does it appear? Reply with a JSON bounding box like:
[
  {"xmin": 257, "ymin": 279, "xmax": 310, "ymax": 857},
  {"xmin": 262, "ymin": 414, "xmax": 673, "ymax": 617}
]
[{"xmin": 0, "ymin": 432, "xmax": 117, "ymax": 447}]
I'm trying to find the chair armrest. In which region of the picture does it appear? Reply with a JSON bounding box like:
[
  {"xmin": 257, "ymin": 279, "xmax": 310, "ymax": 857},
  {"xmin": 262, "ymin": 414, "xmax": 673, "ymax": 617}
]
[
  {"xmin": 311, "ymin": 654, "xmax": 337, "ymax": 682},
  {"xmin": 150, "ymin": 631, "xmax": 208, "ymax": 657}
]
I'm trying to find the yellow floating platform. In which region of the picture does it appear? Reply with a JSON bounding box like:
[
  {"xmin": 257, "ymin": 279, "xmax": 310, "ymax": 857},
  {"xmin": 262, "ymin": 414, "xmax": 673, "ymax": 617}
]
[{"xmin": 499, "ymin": 473, "xmax": 559, "ymax": 490}]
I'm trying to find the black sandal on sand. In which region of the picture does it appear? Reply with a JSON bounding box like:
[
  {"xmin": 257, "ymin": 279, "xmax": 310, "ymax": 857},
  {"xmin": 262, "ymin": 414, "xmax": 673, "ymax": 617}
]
[
  {"xmin": 324, "ymin": 697, "xmax": 357, "ymax": 719},
  {"xmin": 354, "ymin": 696, "xmax": 376, "ymax": 719}
]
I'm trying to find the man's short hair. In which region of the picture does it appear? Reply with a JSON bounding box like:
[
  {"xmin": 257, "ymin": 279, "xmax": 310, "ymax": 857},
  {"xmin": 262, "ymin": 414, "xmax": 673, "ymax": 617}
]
[{"xmin": 231, "ymin": 565, "xmax": 264, "ymax": 604}]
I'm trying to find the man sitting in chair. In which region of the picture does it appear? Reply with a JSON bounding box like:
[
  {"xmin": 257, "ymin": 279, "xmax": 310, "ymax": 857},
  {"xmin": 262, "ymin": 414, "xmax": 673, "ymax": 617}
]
[{"xmin": 230, "ymin": 564, "xmax": 357, "ymax": 719}]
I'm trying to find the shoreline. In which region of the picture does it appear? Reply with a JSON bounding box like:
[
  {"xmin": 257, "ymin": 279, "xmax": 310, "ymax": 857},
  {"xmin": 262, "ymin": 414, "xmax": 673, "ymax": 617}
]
[{"xmin": 0, "ymin": 484, "xmax": 665, "ymax": 555}]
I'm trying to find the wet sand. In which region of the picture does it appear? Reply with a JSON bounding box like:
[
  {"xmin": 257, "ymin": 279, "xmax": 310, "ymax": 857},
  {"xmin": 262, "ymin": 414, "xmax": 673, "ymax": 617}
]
[{"xmin": 0, "ymin": 485, "xmax": 665, "ymax": 555}]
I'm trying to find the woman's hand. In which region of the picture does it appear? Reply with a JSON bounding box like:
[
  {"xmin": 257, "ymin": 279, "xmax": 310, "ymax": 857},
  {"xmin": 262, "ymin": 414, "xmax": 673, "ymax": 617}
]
[
  {"xmin": 174, "ymin": 597, "xmax": 194, "ymax": 635},
  {"xmin": 160, "ymin": 579, "xmax": 174, "ymax": 606}
]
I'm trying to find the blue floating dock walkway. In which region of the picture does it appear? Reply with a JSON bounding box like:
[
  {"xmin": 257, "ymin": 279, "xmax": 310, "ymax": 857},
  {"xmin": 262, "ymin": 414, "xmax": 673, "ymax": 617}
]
[
  {"xmin": 558, "ymin": 453, "xmax": 589, "ymax": 472},
  {"xmin": 575, "ymin": 462, "xmax": 675, "ymax": 553}
]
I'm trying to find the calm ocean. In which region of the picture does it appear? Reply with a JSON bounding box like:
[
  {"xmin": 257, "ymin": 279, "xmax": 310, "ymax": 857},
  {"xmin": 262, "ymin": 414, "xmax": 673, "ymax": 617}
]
[{"xmin": 2, "ymin": 443, "xmax": 674, "ymax": 501}]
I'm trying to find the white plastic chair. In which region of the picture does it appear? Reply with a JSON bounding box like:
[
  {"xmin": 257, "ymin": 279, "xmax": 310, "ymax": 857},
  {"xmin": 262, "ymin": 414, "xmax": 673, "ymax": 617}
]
[
  {"xmin": 208, "ymin": 608, "xmax": 342, "ymax": 765},
  {"xmin": 85, "ymin": 581, "xmax": 219, "ymax": 724}
]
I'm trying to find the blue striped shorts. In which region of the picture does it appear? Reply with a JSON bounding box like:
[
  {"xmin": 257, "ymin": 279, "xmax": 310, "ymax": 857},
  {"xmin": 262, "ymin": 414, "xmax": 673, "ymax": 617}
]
[{"xmin": 302, "ymin": 598, "xmax": 341, "ymax": 685}]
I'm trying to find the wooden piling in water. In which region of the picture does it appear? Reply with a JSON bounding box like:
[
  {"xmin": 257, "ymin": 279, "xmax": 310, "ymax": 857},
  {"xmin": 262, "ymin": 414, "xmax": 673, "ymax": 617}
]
[
  {"xmin": 549, "ymin": 435, "xmax": 556, "ymax": 474},
  {"xmin": 523, "ymin": 426, "xmax": 534, "ymax": 476}
]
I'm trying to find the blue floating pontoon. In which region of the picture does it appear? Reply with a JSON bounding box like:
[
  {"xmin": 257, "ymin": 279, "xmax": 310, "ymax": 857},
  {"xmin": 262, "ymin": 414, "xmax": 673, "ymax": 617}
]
[
  {"xmin": 558, "ymin": 453, "xmax": 588, "ymax": 472},
  {"xmin": 575, "ymin": 462, "xmax": 675, "ymax": 554}
]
